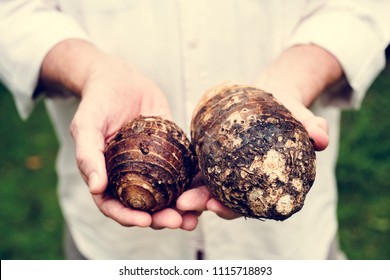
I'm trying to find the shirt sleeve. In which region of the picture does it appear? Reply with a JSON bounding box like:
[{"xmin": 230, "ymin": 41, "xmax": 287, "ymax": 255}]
[
  {"xmin": 0, "ymin": 0, "xmax": 90, "ymax": 119},
  {"xmin": 286, "ymin": 0, "xmax": 390, "ymax": 109}
]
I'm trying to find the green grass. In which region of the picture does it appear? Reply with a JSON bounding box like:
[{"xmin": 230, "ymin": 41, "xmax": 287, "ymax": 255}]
[
  {"xmin": 0, "ymin": 64, "xmax": 389, "ymax": 260},
  {"xmin": 336, "ymin": 63, "xmax": 390, "ymax": 260},
  {"xmin": 0, "ymin": 84, "xmax": 63, "ymax": 259}
]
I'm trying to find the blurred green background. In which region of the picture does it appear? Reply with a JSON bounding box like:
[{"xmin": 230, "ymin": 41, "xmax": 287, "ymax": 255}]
[{"xmin": 0, "ymin": 62, "xmax": 389, "ymax": 260}]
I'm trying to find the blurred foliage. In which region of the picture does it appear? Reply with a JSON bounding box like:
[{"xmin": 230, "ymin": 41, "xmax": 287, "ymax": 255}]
[
  {"xmin": 0, "ymin": 63, "xmax": 389, "ymax": 260},
  {"xmin": 336, "ymin": 62, "xmax": 390, "ymax": 260},
  {"xmin": 0, "ymin": 84, "xmax": 63, "ymax": 259}
]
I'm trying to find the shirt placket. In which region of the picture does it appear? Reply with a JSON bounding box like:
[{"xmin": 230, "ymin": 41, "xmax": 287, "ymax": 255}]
[
  {"xmin": 178, "ymin": 0, "xmax": 210, "ymax": 130},
  {"xmin": 177, "ymin": 0, "xmax": 210, "ymax": 258}
]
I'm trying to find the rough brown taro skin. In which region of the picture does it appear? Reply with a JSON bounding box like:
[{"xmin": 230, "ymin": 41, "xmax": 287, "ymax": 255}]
[
  {"xmin": 104, "ymin": 116, "xmax": 197, "ymax": 212},
  {"xmin": 191, "ymin": 83, "xmax": 316, "ymax": 221}
]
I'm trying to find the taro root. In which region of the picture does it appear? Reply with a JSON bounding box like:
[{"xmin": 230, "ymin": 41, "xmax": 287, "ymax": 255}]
[
  {"xmin": 104, "ymin": 116, "xmax": 197, "ymax": 212},
  {"xmin": 191, "ymin": 83, "xmax": 316, "ymax": 220}
]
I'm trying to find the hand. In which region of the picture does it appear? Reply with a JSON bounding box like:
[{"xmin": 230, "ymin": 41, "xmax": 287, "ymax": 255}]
[
  {"xmin": 71, "ymin": 57, "xmax": 206, "ymax": 229},
  {"xmin": 40, "ymin": 39, "xmax": 200, "ymax": 229},
  {"xmin": 179, "ymin": 44, "xmax": 343, "ymax": 220}
]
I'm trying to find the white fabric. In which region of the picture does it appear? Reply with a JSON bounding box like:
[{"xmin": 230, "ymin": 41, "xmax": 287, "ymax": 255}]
[{"xmin": 0, "ymin": 0, "xmax": 389, "ymax": 259}]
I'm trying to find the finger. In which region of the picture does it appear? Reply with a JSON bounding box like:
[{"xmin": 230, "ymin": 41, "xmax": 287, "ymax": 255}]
[
  {"xmin": 140, "ymin": 88, "xmax": 173, "ymax": 121},
  {"xmin": 301, "ymin": 116, "xmax": 329, "ymax": 151},
  {"xmin": 70, "ymin": 123, "xmax": 108, "ymax": 194},
  {"xmin": 271, "ymin": 95, "xmax": 329, "ymax": 152},
  {"xmin": 153, "ymin": 106, "xmax": 173, "ymax": 121},
  {"xmin": 176, "ymin": 186, "xmax": 211, "ymax": 212},
  {"xmin": 150, "ymin": 208, "xmax": 183, "ymax": 229},
  {"xmin": 180, "ymin": 212, "xmax": 200, "ymax": 231},
  {"xmin": 207, "ymin": 198, "xmax": 241, "ymax": 220},
  {"xmin": 93, "ymin": 194, "xmax": 152, "ymax": 227}
]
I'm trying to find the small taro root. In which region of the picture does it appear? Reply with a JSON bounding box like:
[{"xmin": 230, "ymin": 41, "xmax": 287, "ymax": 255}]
[
  {"xmin": 104, "ymin": 116, "xmax": 197, "ymax": 212},
  {"xmin": 191, "ymin": 83, "xmax": 316, "ymax": 220}
]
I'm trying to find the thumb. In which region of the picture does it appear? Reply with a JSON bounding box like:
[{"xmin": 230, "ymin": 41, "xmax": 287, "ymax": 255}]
[
  {"xmin": 70, "ymin": 124, "xmax": 108, "ymax": 194},
  {"xmin": 282, "ymin": 100, "xmax": 329, "ymax": 151},
  {"xmin": 301, "ymin": 116, "xmax": 329, "ymax": 151}
]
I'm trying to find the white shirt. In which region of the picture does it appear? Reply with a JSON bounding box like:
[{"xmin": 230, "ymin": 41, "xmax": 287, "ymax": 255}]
[{"xmin": 0, "ymin": 0, "xmax": 389, "ymax": 259}]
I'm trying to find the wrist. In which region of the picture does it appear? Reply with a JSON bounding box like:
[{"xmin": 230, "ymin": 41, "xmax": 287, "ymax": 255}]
[
  {"xmin": 39, "ymin": 39, "xmax": 107, "ymax": 96},
  {"xmin": 256, "ymin": 44, "xmax": 343, "ymax": 107}
]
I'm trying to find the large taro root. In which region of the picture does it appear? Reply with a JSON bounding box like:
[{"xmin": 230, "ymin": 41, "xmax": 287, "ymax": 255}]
[
  {"xmin": 104, "ymin": 116, "xmax": 197, "ymax": 212},
  {"xmin": 191, "ymin": 83, "xmax": 316, "ymax": 220}
]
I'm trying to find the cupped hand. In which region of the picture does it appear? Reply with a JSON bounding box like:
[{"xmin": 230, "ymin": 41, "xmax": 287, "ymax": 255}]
[
  {"xmin": 69, "ymin": 55, "xmax": 199, "ymax": 229},
  {"xmin": 178, "ymin": 45, "xmax": 340, "ymax": 220}
]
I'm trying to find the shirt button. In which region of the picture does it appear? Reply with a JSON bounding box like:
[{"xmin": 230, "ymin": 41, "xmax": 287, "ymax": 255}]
[{"xmin": 187, "ymin": 40, "xmax": 198, "ymax": 49}]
